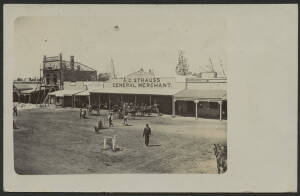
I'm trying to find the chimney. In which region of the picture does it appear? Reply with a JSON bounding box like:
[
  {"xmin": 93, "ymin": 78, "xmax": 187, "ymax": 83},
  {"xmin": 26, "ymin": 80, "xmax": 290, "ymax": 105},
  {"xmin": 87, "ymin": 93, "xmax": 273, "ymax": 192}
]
[
  {"xmin": 59, "ymin": 53, "xmax": 63, "ymax": 69},
  {"xmin": 70, "ymin": 56, "xmax": 74, "ymax": 70},
  {"xmin": 43, "ymin": 55, "xmax": 46, "ymax": 69}
]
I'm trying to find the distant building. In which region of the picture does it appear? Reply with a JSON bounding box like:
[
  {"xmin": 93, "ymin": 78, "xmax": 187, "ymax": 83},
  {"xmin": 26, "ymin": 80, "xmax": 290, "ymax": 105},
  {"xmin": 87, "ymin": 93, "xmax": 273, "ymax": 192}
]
[{"xmin": 43, "ymin": 54, "xmax": 97, "ymax": 89}]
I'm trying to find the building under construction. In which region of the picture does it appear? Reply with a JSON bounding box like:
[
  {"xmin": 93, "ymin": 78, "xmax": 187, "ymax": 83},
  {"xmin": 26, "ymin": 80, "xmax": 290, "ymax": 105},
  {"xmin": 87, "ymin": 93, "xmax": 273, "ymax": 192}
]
[
  {"xmin": 43, "ymin": 53, "xmax": 97, "ymax": 90},
  {"xmin": 13, "ymin": 53, "xmax": 97, "ymax": 104}
]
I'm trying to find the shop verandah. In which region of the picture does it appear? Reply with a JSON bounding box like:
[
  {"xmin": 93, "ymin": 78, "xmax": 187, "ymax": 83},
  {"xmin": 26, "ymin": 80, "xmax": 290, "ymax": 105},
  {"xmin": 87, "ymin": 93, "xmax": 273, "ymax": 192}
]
[
  {"xmin": 46, "ymin": 88, "xmax": 227, "ymax": 120},
  {"xmin": 88, "ymin": 88, "xmax": 181, "ymax": 115},
  {"xmin": 173, "ymin": 89, "xmax": 227, "ymax": 120}
]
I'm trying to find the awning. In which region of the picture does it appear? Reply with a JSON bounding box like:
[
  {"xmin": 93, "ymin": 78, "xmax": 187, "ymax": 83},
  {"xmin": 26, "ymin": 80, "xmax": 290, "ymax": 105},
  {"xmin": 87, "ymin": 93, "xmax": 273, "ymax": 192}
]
[
  {"xmin": 174, "ymin": 89, "xmax": 227, "ymax": 101},
  {"xmin": 21, "ymin": 87, "xmax": 46, "ymax": 94},
  {"xmin": 74, "ymin": 90, "xmax": 90, "ymax": 96},
  {"xmin": 48, "ymin": 90, "xmax": 85, "ymax": 97},
  {"xmin": 14, "ymin": 83, "xmax": 40, "ymax": 91},
  {"xmin": 90, "ymin": 88, "xmax": 183, "ymax": 96}
]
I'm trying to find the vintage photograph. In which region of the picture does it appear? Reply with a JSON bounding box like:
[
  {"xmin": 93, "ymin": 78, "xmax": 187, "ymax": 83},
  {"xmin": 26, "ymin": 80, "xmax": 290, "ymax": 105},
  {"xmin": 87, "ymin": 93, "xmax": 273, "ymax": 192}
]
[{"xmin": 12, "ymin": 11, "xmax": 227, "ymax": 174}]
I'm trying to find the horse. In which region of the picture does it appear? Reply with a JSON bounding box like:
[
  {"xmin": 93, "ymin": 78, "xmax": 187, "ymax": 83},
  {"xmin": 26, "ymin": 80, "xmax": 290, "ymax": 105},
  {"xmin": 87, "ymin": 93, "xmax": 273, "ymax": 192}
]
[{"xmin": 213, "ymin": 144, "xmax": 227, "ymax": 174}]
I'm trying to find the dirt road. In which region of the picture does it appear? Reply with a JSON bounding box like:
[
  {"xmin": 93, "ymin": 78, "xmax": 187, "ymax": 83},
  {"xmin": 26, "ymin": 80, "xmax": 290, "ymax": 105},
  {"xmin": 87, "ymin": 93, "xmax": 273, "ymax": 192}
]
[{"xmin": 14, "ymin": 107, "xmax": 227, "ymax": 174}]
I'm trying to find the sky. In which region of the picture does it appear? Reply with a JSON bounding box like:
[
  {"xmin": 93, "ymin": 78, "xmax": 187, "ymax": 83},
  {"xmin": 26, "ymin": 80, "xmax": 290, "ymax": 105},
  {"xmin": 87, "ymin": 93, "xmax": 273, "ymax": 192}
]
[{"xmin": 14, "ymin": 6, "xmax": 227, "ymax": 79}]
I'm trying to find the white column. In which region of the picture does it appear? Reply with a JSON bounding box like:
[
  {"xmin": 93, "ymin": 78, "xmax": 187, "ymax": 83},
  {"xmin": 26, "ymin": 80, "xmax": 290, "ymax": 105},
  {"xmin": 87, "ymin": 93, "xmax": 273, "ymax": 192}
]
[
  {"xmin": 88, "ymin": 95, "xmax": 91, "ymax": 107},
  {"xmin": 219, "ymin": 100, "xmax": 222, "ymax": 121},
  {"xmin": 194, "ymin": 100, "xmax": 199, "ymax": 119}
]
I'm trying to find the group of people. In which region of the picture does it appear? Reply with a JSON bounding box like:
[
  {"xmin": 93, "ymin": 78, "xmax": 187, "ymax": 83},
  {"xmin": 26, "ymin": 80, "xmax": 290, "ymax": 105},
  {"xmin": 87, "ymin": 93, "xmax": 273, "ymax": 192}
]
[
  {"xmin": 106, "ymin": 111, "xmax": 129, "ymax": 127},
  {"xmin": 79, "ymin": 108, "xmax": 88, "ymax": 119},
  {"xmin": 83, "ymin": 103, "xmax": 154, "ymax": 147}
]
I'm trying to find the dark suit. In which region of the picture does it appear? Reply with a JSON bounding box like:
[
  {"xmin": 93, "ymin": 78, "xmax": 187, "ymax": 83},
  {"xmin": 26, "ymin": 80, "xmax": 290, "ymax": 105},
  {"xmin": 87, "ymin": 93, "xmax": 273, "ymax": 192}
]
[{"xmin": 143, "ymin": 126, "xmax": 151, "ymax": 146}]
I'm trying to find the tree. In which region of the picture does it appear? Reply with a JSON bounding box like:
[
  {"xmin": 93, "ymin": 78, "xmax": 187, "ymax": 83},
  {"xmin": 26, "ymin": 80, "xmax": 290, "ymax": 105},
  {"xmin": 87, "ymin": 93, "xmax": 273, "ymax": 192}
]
[{"xmin": 97, "ymin": 73, "xmax": 110, "ymax": 81}]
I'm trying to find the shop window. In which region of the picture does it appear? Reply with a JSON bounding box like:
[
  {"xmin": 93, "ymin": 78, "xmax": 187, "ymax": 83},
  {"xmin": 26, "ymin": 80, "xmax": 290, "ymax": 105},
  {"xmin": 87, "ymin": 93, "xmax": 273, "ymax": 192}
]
[
  {"xmin": 198, "ymin": 103, "xmax": 204, "ymax": 108},
  {"xmin": 209, "ymin": 102, "xmax": 219, "ymax": 109}
]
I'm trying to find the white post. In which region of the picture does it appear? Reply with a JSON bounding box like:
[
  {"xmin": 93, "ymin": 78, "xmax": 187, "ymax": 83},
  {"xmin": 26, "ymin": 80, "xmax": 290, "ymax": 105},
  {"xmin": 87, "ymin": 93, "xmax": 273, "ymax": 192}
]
[
  {"xmin": 103, "ymin": 137, "xmax": 107, "ymax": 149},
  {"xmin": 88, "ymin": 95, "xmax": 91, "ymax": 107},
  {"xmin": 219, "ymin": 100, "xmax": 222, "ymax": 121},
  {"xmin": 194, "ymin": 100, "xmax": 199, "ymax": 119},
  {"xmin": 112, "ymin": 135, "xmax": 116, "ymax": 151},
  {"xmin": 172, "ymin": 97, "xmax": 176, "ymax": 117}
]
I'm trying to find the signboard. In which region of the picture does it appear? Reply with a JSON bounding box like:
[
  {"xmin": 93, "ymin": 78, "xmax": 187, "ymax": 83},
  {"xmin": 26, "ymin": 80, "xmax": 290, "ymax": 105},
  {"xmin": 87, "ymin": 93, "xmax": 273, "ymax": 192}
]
[
  {"xmin": 110, "ymin": 77, "xmax": 175, "ymax": 88},
  {"xmin": 45, "ymin": 56, "xmax": 60, "ymax": 62}
]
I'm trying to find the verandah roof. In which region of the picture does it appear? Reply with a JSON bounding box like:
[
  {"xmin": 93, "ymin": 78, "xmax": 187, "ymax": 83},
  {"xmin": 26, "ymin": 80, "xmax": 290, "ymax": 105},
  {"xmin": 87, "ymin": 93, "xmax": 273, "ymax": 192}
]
[
  {"xmin": 174, "ymin": 89, "xmax": 227, "ymax": 101},
  {"xmin": 89, "ymin": 88, "xmax": 183, "ymax": 96},
  {"xmin": 48, "ymin": 89, "xmax": 86, "ymax": 97}
]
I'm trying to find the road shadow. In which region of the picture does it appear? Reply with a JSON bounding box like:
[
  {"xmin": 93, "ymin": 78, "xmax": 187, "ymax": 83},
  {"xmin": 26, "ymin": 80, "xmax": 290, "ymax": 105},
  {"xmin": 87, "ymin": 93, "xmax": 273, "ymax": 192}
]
[{"xmin": 148, "ymin": 144, "xmax": 161, "ymax": 147}]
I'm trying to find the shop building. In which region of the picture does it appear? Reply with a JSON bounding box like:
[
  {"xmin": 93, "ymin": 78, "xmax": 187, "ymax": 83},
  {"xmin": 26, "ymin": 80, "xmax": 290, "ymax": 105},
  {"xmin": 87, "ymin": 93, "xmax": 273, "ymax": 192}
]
[{"xmin": 47, "ymin": 70, "xmax": 227, "ymax": 120}]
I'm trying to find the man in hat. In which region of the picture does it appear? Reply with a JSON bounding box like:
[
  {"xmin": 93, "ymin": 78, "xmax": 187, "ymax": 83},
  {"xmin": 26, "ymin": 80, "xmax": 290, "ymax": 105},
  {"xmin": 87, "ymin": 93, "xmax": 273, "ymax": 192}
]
[
  {"xmin": 13, "ymin": 106, "xmax": 18, "ymax": 116},
  {"xmin": 108, "ymin": 112, "xmax": 113, "ymax": 127},
  {"xmin": 143, "ymin": 124, "xmax": 151, "ymax": 146}
]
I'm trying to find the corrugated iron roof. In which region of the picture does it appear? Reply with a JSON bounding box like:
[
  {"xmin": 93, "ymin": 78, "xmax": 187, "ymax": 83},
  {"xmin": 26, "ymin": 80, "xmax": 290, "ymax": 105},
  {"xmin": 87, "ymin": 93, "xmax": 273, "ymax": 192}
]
[
  {"xmin": 48, "ymin": 89, "xmax": 85, "ymax": 97},
  {"xmin": 21, "ymin": 87, "xmax": 46, "ymax": 94},
  {"xmin": 174, "ymin": 89, "xmax": 227, "ymax": 100},
  {"xmin": 75, "ymin": 90, "xmax": 90, "ymax": 96},
  {"xmin": 14, "ymin": 83, "xmax": 40, "ymax": 91}
]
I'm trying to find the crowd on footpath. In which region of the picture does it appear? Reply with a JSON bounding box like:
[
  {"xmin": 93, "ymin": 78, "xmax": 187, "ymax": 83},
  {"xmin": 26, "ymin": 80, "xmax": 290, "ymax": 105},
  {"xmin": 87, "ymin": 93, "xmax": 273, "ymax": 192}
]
[{"xmin": 86, "ymin": 102, "xmax": 160, "ymax": 116}]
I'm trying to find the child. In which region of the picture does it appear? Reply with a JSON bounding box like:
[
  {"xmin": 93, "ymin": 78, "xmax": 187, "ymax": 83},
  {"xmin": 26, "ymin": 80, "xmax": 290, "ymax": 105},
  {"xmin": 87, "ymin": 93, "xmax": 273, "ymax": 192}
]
[{"xmin": 123, "ymin": 112, "xmax": 128, "ymax": 126}]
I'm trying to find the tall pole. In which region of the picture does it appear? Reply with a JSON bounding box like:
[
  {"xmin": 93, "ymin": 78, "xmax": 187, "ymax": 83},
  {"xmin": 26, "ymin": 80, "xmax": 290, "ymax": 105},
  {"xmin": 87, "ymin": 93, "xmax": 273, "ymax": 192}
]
[
  {"xmin": 209, "ymin": 57, "xmax": 215, "ymax": 72},
  {"xmin": 111, "ymin": 58, "xmax": 116, "ymax": 79}
]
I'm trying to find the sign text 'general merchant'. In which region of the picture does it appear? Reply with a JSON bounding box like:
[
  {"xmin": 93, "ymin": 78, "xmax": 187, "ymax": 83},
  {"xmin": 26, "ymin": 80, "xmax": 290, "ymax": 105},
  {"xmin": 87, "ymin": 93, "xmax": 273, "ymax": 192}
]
[{"xmin": 112, "ymin": 77, "xmax": 172, "ymax": 88}]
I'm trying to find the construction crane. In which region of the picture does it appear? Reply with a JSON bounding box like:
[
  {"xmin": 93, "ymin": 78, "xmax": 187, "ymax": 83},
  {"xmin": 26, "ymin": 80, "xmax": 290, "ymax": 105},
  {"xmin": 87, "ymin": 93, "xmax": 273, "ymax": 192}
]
[
  {"xmin": 209, "ymin": 57, "xmax": 215, "ymax": 72},
  {"xmin": 219, "ymin": 59, "xmax": 226, "ymax": 76}
]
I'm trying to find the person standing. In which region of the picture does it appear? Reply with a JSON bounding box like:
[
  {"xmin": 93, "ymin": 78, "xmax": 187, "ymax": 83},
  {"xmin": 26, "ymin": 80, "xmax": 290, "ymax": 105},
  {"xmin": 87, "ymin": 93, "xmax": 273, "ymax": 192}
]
[
  {"xmin": 123, "ymin": 112, "xmax": 128, "ymax": 126},
  {"xmin": 13, "ymin": 106, "xmax": 18, "ymax": 116},
  {"xmin": 80, "ymin": 108, "xmax": 82, "ymax": 118},
  {"xmin": 143, "ymin": 124, "xmax": 151, "ymax": 146},
  {"xmin": 108, "ymin": 113, "xmax": 113, "ymax": 127}
]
